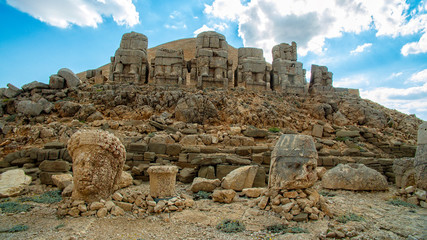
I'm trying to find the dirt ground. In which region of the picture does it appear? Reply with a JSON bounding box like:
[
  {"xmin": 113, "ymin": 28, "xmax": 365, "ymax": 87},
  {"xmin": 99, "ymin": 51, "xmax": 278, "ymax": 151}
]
[{"xmin": 1, "ymin": 182, "xmax": 426, "ymax": 240}]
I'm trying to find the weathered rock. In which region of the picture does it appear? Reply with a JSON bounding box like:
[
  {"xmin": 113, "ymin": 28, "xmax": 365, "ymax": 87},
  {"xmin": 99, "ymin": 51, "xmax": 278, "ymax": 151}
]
[
  {"xmin": 22, "ymin": 81, "xmax": 49, "ymax": 91},
  {"xmin": 415, "ymin": 122, "xmax": 427, "ymax": 190},
  {"xmin": 336, "ymin": 130, "xmax": 360, "ymax": 138},
  {"xmin": 59, "ymin": 102, "xmax": 81, "ymax": 117},
  {"xmin": 147, "ymin": 166, "xmax": 178, "ymax": 198},
  {"xmin": 39, "ymin": 160, "xmax": 70, "ymax": 172},
  {"xmin": 269, "ymin": 134, "xmax": 318, "ymax": 190},
  {"xmin": 51, "ymin": 173, "xmax": 73, "ymax": 190},
  {"xmin": 212, "ymin": 189, "xmax": 236, "ymax": 203},
  {"xmin": 68, "ymin": 130, "xmax": 126, "ymax": 203},
  {"xmin": 225, "ymin": 155, "xmax": 251, "ymax": 165},
  {"xmin": 189, "ymin": 177, "xmax": 221, "ymax": 192},
  {"xmin": 111, "ymin": 206, "xmax": 125, "ymax": 216},
  {"xmin": 0, "ymin": 169, "xmax": 32, "ymax": 197},
  {"xmin": 221, "ymin": 165, "xmax": 258, "ymax": 191},
  {"xmin": 322, "ymin": 163, "xmax": 388, "ymax": 191},
  {"xmin": 38, "ymin": 98, "xmax": 53, "ymax": 113},
  {"xmin": 3, "ymin": 83, "xmax": 22, "ymax": 98},
  {"xmin": 116, "ymin": 171, "xmax": 133, "ymax": 190},
  {"xmin": 243, "ymin": 127, "xmax": 268, "ymax": 138},
  {"xmin": 49, "ymin": 74, "xmax": 65, "ymax": 89},
  {"xmin": 58, "ymin": 68, "xmax": 81, "ymax": 88},
  {"xmin": 393, "ymin": 158, "xmax": 416, "ymax": 188},
  {"xmin": 242, "ymin": 188, "xmax": 266, "ymax": 198},
  {"xmin": 16, "ymin": 100, "xmax": 43, "ymax": 116},
  {"xmin": 178, "ymin": 168, "xmax": 197, "ymax": 183},
  {"xmin": 175, "ymin": 95, "xmax": 218, "ymax": 124}
]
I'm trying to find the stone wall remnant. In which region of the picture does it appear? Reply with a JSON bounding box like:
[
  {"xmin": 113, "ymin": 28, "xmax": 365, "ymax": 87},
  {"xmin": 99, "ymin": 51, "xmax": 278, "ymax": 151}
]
[
  {"xmin": 147, "ymin": 166, "xmax": 178, "ymax": 198},
  {"xmin": 110, "ymin": 32, "xmax": 149, "ymax": 84},
  {"xmin": 193, "ymin": 31, "xmax": 232, "ymax": 89},
  {"xmin": 415, "ymin": 122, "xmax": 427, "ymax": 190},
  {"xmin": 67, "ymin": 130, "xmax": 126, "ymax": 203},
  {"xmin": 271, "ymin": 42, "xmax": 306, "ymax": 93},
  {"xmin": 268, "ymin": 134, "xmax": 318, "ymax": 189},
  {"xmin": 235, "ymin": 47, "xmax": 271, "ymax": 91},
  {"xmin": 150, "ymin": 48, "xmax": 187, "ymax": 85},
  {"xmin": 309, "ymin": 64, "xmax": 333, "ymax": 94}
]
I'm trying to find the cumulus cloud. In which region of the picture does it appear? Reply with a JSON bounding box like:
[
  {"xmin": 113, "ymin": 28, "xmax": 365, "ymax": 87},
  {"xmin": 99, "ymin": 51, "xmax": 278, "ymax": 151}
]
[
  {"xmin": 193, "ymin": 23, "xmax": 228, "ymax": 36},
  {"xmin": 6, "ymin": 0, "xmax": 140, "ymax": 28},
  {"xmin": 387, "ymin": 72, "xmax": 403, "ymax": 79},
  {"xmin": 401, "ymin": 32, "xmax": 427, "ymax": 56},
  {"xmin": 361, "ymin": 82, "xmax": 427, "ymax": 117},
  {"xmin": 334, "ymin": 75, "xmax": 370, "ymax": 88},
  {"xmin": 350, "ymin": 43, "xmax": 372, "ymax": 55},
  {"xmin": 193, "ymin": 25, "xmax": 215, "ymax": 36},
  {"xmin": 407, "ymin": 69, "xmax": 427, "ymax": 83},
  {"xmin": 203, "ymin": 0, "xmax": 427, "ymax": 61}
]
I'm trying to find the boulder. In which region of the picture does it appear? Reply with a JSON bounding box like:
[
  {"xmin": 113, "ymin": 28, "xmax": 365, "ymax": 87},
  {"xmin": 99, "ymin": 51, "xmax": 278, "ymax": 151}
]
[
  {"xmin": 3, "ymin": 83, "xmax": 21, "ymax": 98},
  {"xmin": 212, "ymin": 189, "xmax": 236, "ymax": 203},
  {"xmin": 322, "ymin": 163, "xmax": 388, "ymax": 191},
  {"xmin": 0, "ymin": 169, "xmax": 32, "ymax": 197},
  {"xmin": 58, "ymin": 68, "xmax": 81, "ymax": 88},
  {"xmin": 415, "ymin": 122, "xmax": 427, "ymax": 190},
  {"xmin": 38, "ymin": 98, "xmax": 53, "ymax": 113},
  {"xmin": 51, "ymin": 173, "xmax": 73, "ymax": 190},
  {"xmin": 16, "ymin": 100, "xmax": 43, "ymax": 116},
  {"xmin": 175, "ymin": 94, "xmax": 218, "ymax": 124},
  {"xmin": 189, "ymin": 177, "xmax": 221, "ymax": 192},
  {"xmin": 269, "ymin": 134, "xmax": 318, "ymax": 190},
  {"xmin": 59, "ymin": 102, "xmax": 81, "ymax": 117},
  {"xmin": 243, "ymin": 127, "xmax": 268, "ymax": 138},
  {"xmin": 115, "ymin": 171, "xmax": 133, "ymax": 190},
  {"xmin": 242, "ymin": 188, "xmax": 266, "ymax": 198},
  {"xmin": 178, "ymin": 168, "xmax": 197, "ymax": 183},
  {"xmin": 336, "ymin": 130, "xmax": 360, "ymax": 138},
  {"xmin": 221, "ymin": 165, "xmax": 258, "ymax": 191},
  {"xmin": 22, "ymin": 81, "xmax": 49, "ymax": 91},
  {"xmin": 49, "ymin": 74, "xmax": 65, "ymax": 89}
]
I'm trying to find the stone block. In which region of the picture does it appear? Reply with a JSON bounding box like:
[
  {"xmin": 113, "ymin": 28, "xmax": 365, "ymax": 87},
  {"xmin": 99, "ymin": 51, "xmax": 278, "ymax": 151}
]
[
  {"xmin": 166, "ymin": 144, "xmax": 181, "ymax": 156},
  {"xmin": 40, "ymin": 171, "xmax": 67, "ymax": 185},
  {"xmin": 148, "ymin": 143, "xmax": 166, "ymax": 154},
  {"xmin": 253, "ymin": 166, "xmax": 266, "ymax": 187},
  {"xmin": 198, "ymin": 166, "xmax": 216, "ymax": 179},
  {"xmin": 144, "ymin": 152, "xmax": 156, "ymax": 161},
  {"xmin": 128, "ymin": 143, "xmax": 148, "ymax": 153},
  {"xmin": 48, "ymin": 150, "xmax": 60, "ymax": 160},
  {"xmin": 216, "ymin": 164, "xmax": 240, "ymax": 180},
  {"xmin": 235, "ymin": 147, "xmax": 252, "ymax": 156},
  {"xmin": 312, "ymin": 124, "xmax": 323, "ymax": 138},
  {"xmin": 39, "ymin": 160, "xmax": 71, "ymax": 172}
]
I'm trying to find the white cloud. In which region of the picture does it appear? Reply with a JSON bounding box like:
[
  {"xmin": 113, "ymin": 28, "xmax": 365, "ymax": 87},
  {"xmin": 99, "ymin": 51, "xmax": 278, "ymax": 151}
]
[
  {"xmin": 203, "ymin": 0, "xmax": 427, "ymax": 61},
  {"xmin": 401, "ymin": 32, "xmax": 427, "ymax": 56},
  {"xmin": 334, "ymin": 75, "xmax": 370, "ymax": 88},
  {"xmin": 350, "ymin": 43, "xmax": 372, "ymax": 55},
  {"xmin": 193, "ymin": 25, "xmax": 215, "ymax": 36},
  {"xmin": 360, "ymin": 82, "xmax": 427, "ymax": 117},
  {"xmin": 407, "ymin": 69, "xmax": 427, "ymax": 83},
  {"xmin": 193, "ymin": 23, "xmax": 228, "ymax": 36},
  {"xmin": 6, "ymin": 0, "xmax": 139, "ymax": 28},
  {"xmin": 387, "ymin": 72, "xmax": 403, "ymax": 79}
]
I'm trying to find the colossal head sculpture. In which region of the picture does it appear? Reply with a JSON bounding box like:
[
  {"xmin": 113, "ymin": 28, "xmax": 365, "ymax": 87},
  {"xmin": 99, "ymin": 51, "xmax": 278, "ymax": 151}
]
[
  {"xmin": 110, "ymin": 32, "xmax": 149, "ymax": 84},
  {"xmin": 194, "ymin": 31, "xmax": 232, "ymax": 89},
  {"xmin": 67, "ymin": 130, "xmax": 126, "ymax": 202},
  {"xmin": 150, "ymin": 48, "xmax": 187, "ymax": 85},
  {"xmin": 268, "ymin": 134, "xmax": 318, "ymax": 190}
]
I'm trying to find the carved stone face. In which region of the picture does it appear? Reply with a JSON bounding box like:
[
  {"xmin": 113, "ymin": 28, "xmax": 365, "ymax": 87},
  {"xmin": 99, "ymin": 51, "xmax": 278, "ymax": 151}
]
[
  {"xmin": 269, "ymin": 134, "xmax": 318, "ymax": 190},
  {"xmin": 68, "ymin": 130, "xmax": 126, "ymax": 203},
  {"xmin": 72, "ymin": 145, "xmax": 116, "ymax": 197}
]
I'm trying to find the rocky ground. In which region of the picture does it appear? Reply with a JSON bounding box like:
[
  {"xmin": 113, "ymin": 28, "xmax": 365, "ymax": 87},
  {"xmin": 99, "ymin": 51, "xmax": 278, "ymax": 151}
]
[{"xmin": 1, "ymin": 182, "xmax": 426, "ymax": 240}]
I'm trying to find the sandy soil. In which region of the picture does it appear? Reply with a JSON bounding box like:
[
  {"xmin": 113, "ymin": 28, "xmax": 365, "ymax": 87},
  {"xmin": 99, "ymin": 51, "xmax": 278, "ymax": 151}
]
[{"xmin": 1, "ymin": 183, "xmax": 426, "ymax": 240}]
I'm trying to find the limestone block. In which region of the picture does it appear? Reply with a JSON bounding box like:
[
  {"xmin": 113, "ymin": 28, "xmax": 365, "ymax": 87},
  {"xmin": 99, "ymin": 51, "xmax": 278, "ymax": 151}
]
[
  {"xmin": 189, "ymin": 177, "xmax": 220, "ymax": 192},
  {"xmin": 16, "ymin": 100, "xmax": 43, "ymax": 116},
  {"xmin": 52, "ymin": 173, "xmax": 73, "ymax": 190},
  {"xmin": 417, "ymin": 122, "xmax": 427, "ymax": 145},
  {"xmin": 147, "ymin": 166, "xmax": 178, "ymax": 198},
  {"xmin": 68, "ymin": 130, "xmax": 126, "ymax": 203},
  {"xmin": 58, "ymin": 68, "xmax": 81, "ymax": 88},
  {"xmin": 0, "ymin": 169, "xmax": 32, "ymax": 197},
  {"xmin": 216, "ymin": 165, "xmax": 240, "ymax": 180},
  {"xmin": 312, "ymin": 124, "xmax": 323, "ymax": 138},
  {"xmin": 415, "ymin": 122, "xmax": 427, "ymax": 190},
  {"xmin": 198, "ymin": 166, "xmax": 216, "ymax": 179},
  {"xmin": 22, "ymin": 81, "xmax": 49, "ymax": 91},
  {"xmin": 242, "ymin": 188, "xmax": 266, "ymax": 198},
  {"xmin": 39, "ymin": 160, "xmax": 70, "ymax": 172},
  {"xmin": 116, "ymin": 171, "xmax": 133, "ymax": 190},
  {"xmin": 212, "ymin": 189, "xmax": 236, "ymax": 203},
  {"xmin": 221, "ymin": 165, "xmax": 258, "ymax": 191},
  {"xmin": 322, "ymin": 163, "xmax": 388, "ymax": 191},
  {"xmin": 178, "ymin": 168, "xmax": 197, "ymax": 183}
]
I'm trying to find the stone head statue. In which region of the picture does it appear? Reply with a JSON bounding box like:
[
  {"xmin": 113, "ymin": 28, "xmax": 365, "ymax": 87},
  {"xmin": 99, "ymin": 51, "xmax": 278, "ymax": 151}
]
[
  {"xmin": 67, "ymin": 130, "xmax": 126, "ymax": 202},
  {"xmin": 269, "ymin": 134, "xmax": 318, "ymax": 190}
]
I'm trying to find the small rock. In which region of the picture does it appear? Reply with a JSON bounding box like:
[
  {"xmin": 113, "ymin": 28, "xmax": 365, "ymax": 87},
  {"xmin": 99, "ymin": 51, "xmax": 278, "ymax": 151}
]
[
  {"xmin": 111, "ymin": 206, "xmax": 125, "ymax": 216},
  {"xmin": 97, "ymin": 207, "xmax": 108, "ymax": 218},
  {"xmin": 242, "ymin": 188, "xmax": 266, "ymax": 198},
  {"xmin": 90, "ymin": 202, "xmax": 104, "ymax": 211},
  {"xmin": 212, "ymin": 189, "xmax": 236, "ymax": 204}
]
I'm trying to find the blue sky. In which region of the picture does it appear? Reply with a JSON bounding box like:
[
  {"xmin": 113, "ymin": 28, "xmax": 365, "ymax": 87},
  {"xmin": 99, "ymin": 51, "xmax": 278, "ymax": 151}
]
[{"xmin": 1, "ymin": 0, "xmax": 426, "ymax": 120}]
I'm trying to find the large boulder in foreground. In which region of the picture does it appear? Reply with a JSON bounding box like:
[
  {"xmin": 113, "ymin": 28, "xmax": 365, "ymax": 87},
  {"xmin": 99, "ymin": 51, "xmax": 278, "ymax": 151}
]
[
  {"xmin": 322, "ymin": 163, "xmax": 388, "ymax": 191},
  {"xmin": 0, "ymin": 169, "xmax": 32, "ymax": 198},
  {"xmin": 221, "ymin": 165, "xmax": 258, "ymax": 191},
  {"xmin": 189, "ymin": 177, "xmax": 220, "ymax": 192},
  {"xmin": 58, "ymin": 68, "xmax": 81, "ymax": 88}
]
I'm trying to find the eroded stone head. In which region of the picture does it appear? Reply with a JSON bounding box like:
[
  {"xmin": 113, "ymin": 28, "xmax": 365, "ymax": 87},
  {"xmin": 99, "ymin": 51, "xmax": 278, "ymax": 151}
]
[
  {"xmin": 67, "ymin": 130, "xmax": 126, "ymax": 202},
  {"xmin": 268, "ymin": 134, "xmax": 318, "ymax": 190}
]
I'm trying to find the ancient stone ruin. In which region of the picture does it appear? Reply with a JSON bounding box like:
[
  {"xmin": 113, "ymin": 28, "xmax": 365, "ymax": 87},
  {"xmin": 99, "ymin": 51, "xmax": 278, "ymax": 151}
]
[
  {"xmin": 193, "ymin": 31, "xmax": 232, "ymax": 89},
  {"xmin": 110, "ymin": 32, "xmax": 149, "ymax": 84},
  {"xmin": 309, "ymin": 65, "xmax": 333, "ymax": 94},
  {"xmin": 150, "ymin": 48, "xmax": 187, "ymax": 85},
  {"xmin": 415, "ymin": 122, "xmax": 427, "ymax": 190},
  {"xmin": 147, "ymin": 165, "xmax": 178, "ymax": 198},
  {"xmin": 271, "ymin": 42, "xmax": 307, "ymax": 93},
  {"xmin": 235, "ymin": 47, "xmax": 271, "ymax": 90},
  {"xmin": 67, "ymin": 130, "xmax": 126, "ymax": 202}
]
